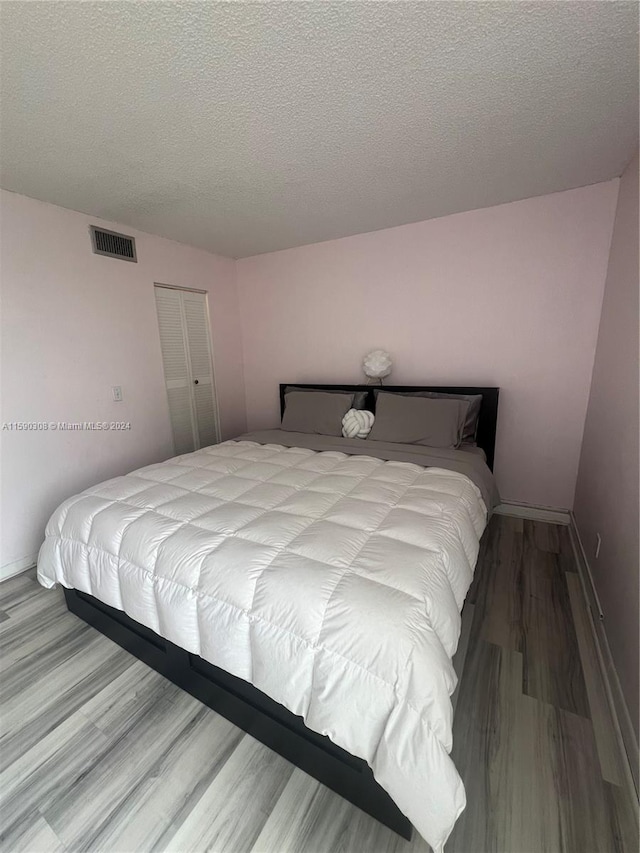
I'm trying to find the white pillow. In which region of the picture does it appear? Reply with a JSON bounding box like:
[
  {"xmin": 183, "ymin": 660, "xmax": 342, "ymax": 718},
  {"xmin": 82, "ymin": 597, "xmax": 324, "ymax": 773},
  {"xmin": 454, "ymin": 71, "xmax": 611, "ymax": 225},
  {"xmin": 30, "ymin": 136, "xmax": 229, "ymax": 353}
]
[{"xmin": 341, "ymin": 408, "xmax": 375, "ymax": 439}]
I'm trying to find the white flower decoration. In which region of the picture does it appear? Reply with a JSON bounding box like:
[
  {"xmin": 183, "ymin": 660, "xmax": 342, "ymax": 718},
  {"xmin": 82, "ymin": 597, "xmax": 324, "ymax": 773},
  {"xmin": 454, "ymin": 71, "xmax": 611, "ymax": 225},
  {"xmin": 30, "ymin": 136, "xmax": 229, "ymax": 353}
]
[{"xmin": 363, "ymin": 349, "xmax": 392, "ymax": 379}]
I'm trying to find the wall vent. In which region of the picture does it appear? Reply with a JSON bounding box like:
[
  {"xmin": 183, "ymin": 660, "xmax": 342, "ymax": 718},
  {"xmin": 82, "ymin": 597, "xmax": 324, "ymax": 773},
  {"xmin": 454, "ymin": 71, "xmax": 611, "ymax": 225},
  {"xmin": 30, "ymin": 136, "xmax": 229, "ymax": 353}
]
[{"xmin": 90, "ymin": 226, "xmax": 137, "ymax": 262}]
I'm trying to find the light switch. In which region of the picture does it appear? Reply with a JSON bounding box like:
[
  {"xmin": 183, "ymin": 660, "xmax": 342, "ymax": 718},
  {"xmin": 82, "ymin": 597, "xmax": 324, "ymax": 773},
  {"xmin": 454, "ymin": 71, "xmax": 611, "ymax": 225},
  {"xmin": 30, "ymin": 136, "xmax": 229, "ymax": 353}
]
[{"xmin": 112, "ymin": 385, "xmax": 123, "ymax": 402}]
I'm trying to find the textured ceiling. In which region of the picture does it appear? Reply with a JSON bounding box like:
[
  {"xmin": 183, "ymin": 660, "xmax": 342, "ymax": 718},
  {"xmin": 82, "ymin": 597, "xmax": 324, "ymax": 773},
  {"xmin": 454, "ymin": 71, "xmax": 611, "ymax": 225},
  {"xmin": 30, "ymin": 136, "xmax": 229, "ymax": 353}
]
[{"xmin": 1, "ymin": 2, "xmax": 638, "ymax": 259}]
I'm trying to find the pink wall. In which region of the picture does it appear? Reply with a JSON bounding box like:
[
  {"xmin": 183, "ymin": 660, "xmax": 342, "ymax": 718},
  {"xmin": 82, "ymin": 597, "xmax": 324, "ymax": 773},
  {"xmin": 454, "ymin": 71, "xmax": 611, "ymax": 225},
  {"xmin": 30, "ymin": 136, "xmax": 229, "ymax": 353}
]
[
  {"xmin": 0, "ymin": 177, "xmax": 624, "ymax": 578},
  {"xmin": 237, "ymin": 181, "xmax": 619, "ymax": 509},
  {"xmin": 0, "ymin": 190, "xmax": 246, "ymax": 574},
  {"xmin": 574, "ymin": 150, "xmax": 639, "ymax": 739}
]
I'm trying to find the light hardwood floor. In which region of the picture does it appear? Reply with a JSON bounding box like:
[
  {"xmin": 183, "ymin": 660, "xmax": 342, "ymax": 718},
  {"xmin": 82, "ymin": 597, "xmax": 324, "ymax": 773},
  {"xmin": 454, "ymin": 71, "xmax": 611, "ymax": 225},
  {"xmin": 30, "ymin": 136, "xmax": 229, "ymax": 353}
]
[{"xmin": 0, "ymin": 516, "xmax": 637, "ymax": 852}]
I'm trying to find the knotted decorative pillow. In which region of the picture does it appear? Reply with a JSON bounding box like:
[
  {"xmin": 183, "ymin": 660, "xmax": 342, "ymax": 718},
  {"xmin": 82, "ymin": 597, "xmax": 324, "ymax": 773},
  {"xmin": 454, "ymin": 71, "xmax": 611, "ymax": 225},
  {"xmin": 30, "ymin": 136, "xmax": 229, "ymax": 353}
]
[{"xmin": 341, "ymin": 408, "xmax": 375, "ymax": 439}]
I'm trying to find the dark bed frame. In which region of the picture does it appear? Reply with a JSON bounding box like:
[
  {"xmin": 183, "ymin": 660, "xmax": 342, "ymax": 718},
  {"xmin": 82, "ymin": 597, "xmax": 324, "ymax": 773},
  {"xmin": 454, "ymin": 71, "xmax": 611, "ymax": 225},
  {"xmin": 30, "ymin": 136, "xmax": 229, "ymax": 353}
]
[{"xmin": 64, "ymin": 383, "xmax": 499, "ymax": 839}]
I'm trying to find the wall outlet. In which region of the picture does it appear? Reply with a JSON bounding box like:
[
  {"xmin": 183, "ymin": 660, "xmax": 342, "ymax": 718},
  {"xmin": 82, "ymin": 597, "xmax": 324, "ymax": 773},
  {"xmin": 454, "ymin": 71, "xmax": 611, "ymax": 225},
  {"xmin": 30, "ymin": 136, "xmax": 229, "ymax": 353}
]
[
  {"xmin": 112, "ymin": 385, "xmax": 123, "ymax": 402},
  {"xmin": 595, "ymin": 533, "xmax": 602, "ymax": 559}
]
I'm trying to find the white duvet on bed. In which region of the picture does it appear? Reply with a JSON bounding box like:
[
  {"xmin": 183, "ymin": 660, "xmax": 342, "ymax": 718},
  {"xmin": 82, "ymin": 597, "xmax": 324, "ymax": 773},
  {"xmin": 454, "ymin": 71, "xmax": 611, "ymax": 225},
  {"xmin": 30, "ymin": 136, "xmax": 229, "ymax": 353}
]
[{"xmin": 37, "ymin": 440, "xmax": 487, "ymax": 851}]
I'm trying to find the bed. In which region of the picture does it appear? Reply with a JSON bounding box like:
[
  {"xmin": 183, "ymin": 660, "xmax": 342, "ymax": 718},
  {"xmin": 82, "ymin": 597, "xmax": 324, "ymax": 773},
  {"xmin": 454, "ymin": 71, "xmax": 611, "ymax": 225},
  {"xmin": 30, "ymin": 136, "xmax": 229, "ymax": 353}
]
[{"xmin": 37, "ymin": 383, "xmax": 499, "ymax": 853}]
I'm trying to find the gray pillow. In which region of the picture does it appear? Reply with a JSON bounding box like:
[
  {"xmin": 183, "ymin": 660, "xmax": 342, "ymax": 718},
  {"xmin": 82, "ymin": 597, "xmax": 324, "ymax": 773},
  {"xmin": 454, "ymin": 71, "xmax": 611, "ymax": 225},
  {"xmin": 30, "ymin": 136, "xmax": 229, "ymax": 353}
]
[
  {"xmin": 281, "ymin": 391, "xmax": 353, "ymax": 436},
  {"xmin": 368, "ymin": 393, "xmax": 469, "ymax": 448},
  {"xmin": 373, "ymin": 389, "xmax": 482, "ymax": 442},
  {"xmin": 284, "ymin": 386, "xmax": 367, "ymax": 410}
]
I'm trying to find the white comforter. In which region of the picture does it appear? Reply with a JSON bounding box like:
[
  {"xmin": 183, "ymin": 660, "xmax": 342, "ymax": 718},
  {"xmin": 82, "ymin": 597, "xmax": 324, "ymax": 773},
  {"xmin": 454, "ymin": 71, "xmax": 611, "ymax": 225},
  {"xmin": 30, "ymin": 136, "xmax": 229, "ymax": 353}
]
[{"xmin": 37, "ymin": 440, "xmax": 487, "ymax": 851}]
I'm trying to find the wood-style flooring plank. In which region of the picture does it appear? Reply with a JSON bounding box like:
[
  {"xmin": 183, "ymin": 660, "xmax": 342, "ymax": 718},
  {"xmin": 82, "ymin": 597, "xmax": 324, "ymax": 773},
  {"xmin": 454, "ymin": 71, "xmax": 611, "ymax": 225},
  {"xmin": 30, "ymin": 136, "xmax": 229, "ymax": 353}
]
[
  {"xmin": 251, "ymin": 770, "xmax": 353, "ymax": 853},
  {"xmin": 0, "ymin": 572, "xmax": 40, "ymax": 612},
  {"xmin": 75, "ymin": 703, "xmax": 245, "ymax": 852},
  {"xmin": 0, "ymin": 578, "xmax": 61, "ymax": 625},
  {"xmin": 478, "ymin": 516, "xmax": 524, "ymax": 651},
  {"xmin": 553, "ymin": 706, "xmax": 627, "ymax": 853},
  {"xmin": 6, "ymin": 811, "xmax": 66, "ymax": 853},
  {"xmin": 254, "ymin": 766, "xmax": 431, "ymax": 853},
  {"xmin": 0, "ymin": 709, "xmax": 111, "ymax": 847},
  {"xmin": 526, "ymin": 518, "xmax": 561, "ymax": 553},
  {"xmin": 80, "ymin": 658, "xmax": 182, "ymax": 741},
  {"xmin": 0, "ymin": 633, "xmax": 132, "ymax": 772},
  {"xmin": 250, "ymin": 773, "xmax": 377, "ymax": 853},
  {"xmin": 0, "ymin": 603, "xmax": 89, "ymax": 672},
  {"xmin": 448, "ymin": 641, "xmax": 532, "ymax": 853},
  {"xmin": 164, "ymin": 732, "xmax": 295, "ymax": 853},
  {"xmin": 521, "ymin": 545, "xmax": 590, "ymax": 717},
  {"xmin": 1, "ymin": 619, "xmax": 95, "ymax": 696},
  {"xmin": 42, "ymin": 691, "xmax": 206, "ymax": 850},
  {"xmin": 313, "ymin": 792, "xmax": 431, "ymax": 853},
  {"xmin": 448, "ymin": 637, "xmax": 633, "ymax": 853}
]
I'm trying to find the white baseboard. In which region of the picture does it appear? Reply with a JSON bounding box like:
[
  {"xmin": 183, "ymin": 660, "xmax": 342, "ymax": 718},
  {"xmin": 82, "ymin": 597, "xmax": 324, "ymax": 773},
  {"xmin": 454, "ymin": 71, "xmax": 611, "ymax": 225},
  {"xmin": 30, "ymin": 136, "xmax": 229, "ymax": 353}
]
[
  {"xmin": 569, "ymin": 512, "xmax": 639, "ymax": 798},
  {"xmin": 569, "ymin": 510, "xmax": 605, "ymax": 619},
  {"xmin": 0, "ymin": 554, "xmax": 37, "ymax": 582},
  {"xmin": 495, "ymin": 501, "xmax": 570, "ymax": 525}
]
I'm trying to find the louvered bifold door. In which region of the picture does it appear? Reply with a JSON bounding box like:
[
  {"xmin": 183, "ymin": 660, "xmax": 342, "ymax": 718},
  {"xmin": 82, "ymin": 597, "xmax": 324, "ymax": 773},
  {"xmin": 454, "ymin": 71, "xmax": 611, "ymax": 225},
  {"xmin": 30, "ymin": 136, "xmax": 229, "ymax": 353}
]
[
  {"xmin": 154, "ymin": 286, "xmax": 219, "ymax": 455},
  {"xmin": 182, "ymin": 290, "xmax": 220, "ymax": 448}
]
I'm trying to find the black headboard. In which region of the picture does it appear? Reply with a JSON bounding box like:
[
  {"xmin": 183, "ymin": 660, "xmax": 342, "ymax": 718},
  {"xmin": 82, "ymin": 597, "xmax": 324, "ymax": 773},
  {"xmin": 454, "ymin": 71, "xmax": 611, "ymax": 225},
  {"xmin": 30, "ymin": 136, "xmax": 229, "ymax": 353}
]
[{"xmin": 279, "ymin": 384, "xmax": 500, "ymax": 471}]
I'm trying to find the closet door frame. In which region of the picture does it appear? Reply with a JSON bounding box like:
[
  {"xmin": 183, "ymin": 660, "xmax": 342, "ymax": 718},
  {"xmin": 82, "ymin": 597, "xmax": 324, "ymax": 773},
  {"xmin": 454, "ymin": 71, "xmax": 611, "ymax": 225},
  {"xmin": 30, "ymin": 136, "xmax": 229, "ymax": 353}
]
[{"xmin": 154, "ymin": 282, "xmax": 221, "ymax": 454}]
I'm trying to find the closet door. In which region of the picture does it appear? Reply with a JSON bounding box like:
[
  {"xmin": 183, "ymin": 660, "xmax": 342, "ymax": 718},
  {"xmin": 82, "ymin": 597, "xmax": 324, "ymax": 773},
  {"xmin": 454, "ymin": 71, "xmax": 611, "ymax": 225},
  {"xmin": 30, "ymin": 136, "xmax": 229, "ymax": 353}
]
[
  {"xmin": 154, "ymin": 285, "xmax": 220, "ymax": 455},
  {"xmin": 182, "ymin": 290, "xmax": 219, "ymax": 449}
]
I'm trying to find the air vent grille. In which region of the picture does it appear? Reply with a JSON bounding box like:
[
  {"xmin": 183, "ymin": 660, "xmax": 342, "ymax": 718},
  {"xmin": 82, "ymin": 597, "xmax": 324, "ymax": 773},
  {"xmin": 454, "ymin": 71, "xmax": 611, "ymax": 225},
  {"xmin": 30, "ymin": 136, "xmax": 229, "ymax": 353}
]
[{"xmin": 90, "ymin": 226, "xmax": 137, "ymax": 262}]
